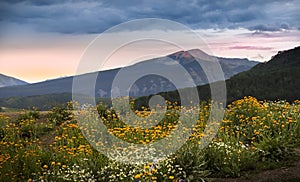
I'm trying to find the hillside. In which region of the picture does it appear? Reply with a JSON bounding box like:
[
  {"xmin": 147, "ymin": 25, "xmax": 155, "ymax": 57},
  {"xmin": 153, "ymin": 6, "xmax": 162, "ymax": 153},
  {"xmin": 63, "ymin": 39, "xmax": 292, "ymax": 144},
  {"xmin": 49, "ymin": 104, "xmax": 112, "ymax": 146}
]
[
  {"xmin": 226, "ymin": 46, "xmax": 300, "ymax": 102},
  {"xmin": 0, "ymin": 74, "xmax": 28, "ymax": 87},
  {"xmin": 154, "ymin": 46, "xmax": 300, "ymax": 105}
]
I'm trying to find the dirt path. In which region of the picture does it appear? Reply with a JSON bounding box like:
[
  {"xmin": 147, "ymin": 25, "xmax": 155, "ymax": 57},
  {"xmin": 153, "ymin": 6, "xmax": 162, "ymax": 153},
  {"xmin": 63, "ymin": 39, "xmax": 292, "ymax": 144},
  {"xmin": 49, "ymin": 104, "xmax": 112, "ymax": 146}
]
[{"xmin": 212, "ymin": 148, "xmax": 300, "ymax": 182}]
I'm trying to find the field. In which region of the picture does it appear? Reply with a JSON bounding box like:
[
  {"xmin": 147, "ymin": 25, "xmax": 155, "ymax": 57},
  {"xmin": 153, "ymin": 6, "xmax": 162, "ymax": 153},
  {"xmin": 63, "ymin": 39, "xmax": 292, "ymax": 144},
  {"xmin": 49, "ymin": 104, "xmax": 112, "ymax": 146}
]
[{"xmin": 0, "ymin": 96, "xmax": 300, "ymax": 181}]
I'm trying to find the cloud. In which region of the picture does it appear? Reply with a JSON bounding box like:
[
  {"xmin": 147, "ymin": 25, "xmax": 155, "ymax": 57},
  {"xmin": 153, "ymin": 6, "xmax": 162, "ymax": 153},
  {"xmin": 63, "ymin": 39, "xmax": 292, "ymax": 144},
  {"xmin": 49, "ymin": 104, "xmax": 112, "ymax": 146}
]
[
  {"xmin": 249, "ymin": 24, "xmax": 284, "ymax": 32},
  {"xmin": 229, "ymin": 46, "xmax": 273, "ymax": 50},
  {"xmin": 0, "ymin": 0, "xmax": 299, "ymax": 34}
]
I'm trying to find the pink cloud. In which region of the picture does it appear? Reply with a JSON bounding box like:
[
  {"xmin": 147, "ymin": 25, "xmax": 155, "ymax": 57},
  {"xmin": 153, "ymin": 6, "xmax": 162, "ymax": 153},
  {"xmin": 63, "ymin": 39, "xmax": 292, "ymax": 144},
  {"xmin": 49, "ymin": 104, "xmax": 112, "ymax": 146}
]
[{"xmin": 229, "ymin": 46, "xmax": 273, "ymax": 50}]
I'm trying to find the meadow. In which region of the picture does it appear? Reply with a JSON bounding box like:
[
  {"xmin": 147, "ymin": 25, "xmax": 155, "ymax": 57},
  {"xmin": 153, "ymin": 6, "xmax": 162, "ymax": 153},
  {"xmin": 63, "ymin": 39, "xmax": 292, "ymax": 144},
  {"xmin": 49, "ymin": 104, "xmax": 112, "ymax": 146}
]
[{"xmin": 0, "ymin": 96, "xmax": 300, "ymax": 181}]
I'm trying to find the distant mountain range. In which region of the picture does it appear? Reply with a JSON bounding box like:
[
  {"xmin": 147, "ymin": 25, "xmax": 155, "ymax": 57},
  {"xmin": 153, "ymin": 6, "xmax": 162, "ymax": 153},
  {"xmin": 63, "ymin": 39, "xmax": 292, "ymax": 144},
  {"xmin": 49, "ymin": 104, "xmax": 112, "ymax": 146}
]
[
  {"xmin": 0, "ymin": 74, "xmax": 27, "ymax": 88},
  {"xmin": 0, "ymin": 49, "xmax": 258, "ymax": 100},
  {"xmin": 2, "ymin": 46, "xmax": 299, "ymax": 110}
]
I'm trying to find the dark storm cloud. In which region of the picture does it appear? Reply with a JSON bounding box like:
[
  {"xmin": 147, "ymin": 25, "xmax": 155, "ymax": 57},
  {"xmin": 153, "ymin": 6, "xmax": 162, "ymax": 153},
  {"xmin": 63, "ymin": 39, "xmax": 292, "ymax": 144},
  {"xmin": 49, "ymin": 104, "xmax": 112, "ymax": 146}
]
[
  {"xmin": 0, "ymin": 0, "xmax": 299, "ymax": 34},
  {"xmin": 249, "ymin": 23, "xmax": 293, "ymax": 32},
  {"xmin": 249, "ymin": 24, "xmax": 282, "ymax": 32}
]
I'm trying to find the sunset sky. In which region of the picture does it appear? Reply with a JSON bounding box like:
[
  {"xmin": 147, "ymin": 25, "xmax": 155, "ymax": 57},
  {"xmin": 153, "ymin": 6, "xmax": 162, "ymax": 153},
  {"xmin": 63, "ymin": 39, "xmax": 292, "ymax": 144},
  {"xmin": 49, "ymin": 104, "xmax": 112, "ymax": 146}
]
[{"xmin": 0, "ymin": 0, "xmax": 299, "ymax": 83}]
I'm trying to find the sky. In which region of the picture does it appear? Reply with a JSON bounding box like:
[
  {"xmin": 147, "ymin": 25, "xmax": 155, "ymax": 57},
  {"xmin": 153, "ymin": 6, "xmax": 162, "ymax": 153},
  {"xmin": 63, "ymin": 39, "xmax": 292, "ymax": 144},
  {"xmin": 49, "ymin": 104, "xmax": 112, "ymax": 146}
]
[{"xmin": 0, "ymin": 0, "xmax": 299, "ymax": 83}]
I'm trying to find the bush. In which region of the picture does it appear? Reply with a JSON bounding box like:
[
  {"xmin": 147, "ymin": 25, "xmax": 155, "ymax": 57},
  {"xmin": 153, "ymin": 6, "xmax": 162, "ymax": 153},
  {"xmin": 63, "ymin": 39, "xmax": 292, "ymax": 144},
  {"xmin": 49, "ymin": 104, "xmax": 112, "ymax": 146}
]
[
  {"xmin": 47, "ymin": 103, "xmax": 73, "ymax": 125},
  {"xmin": 254, "ymin": 134, "xmax": 295, "ymax": 163},
  {"xmin": 174, "ymin": 141, "xmax": 210, "ymax": 181},
  {"xmin": 17, "ymin": 110, "xmax": 40, "ymax": 123}
]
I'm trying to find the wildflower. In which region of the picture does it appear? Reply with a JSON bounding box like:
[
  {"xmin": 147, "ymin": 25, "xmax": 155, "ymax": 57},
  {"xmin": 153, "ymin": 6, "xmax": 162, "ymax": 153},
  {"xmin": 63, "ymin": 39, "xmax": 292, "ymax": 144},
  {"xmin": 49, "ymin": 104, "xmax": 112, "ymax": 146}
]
[
  {"xmin": 151, "ymin": 168, "xmax": 157, "ymax": 173},
  {"xmin": 134, "ymin": 173, "xmax": 142, "ymax": 179},
  {"xmin": 152, "ymin": 176, "xmax": 157, "ymax": 180}
]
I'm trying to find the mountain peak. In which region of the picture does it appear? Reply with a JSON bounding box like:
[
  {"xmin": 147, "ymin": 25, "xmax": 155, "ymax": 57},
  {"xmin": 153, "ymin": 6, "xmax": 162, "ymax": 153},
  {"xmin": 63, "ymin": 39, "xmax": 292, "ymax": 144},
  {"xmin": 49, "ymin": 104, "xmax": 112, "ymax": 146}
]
[{"xmin": 168, "ymin": 49, "xmax": 210, "ymax": 60}]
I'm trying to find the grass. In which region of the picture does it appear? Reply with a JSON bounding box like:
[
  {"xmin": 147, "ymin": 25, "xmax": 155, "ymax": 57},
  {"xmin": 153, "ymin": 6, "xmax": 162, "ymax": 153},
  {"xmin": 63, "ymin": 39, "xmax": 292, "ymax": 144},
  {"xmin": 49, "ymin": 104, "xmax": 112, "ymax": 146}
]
[{"xmin": 0, "ymin": 96, "xmax": 300, "ymax": 181}]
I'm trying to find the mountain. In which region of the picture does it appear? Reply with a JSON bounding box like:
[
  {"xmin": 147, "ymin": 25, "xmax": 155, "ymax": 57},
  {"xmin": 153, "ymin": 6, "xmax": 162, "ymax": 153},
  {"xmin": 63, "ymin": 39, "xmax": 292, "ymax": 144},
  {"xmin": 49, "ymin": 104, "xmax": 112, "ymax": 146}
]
[
  {"xmin": 0, "ymin": 49, "xmax": 258, "ymax": 101},
  {"xmin": 0, "ymin": 74, "xmax": 28, "ymax": 88},
  {"xmin": 2, "ymin": 47, "xmax": 298, "ymax": 110},
  {"xmin": 154, "ymin": 46, "xmax": 300, "ymax": 105},
  {"xmin": 168, "ymin": 49, "xmax": 258, "ymax": 80},
  {"xmin": 226, "ymin": 46, "xmax": 300, "ymax": 102}
]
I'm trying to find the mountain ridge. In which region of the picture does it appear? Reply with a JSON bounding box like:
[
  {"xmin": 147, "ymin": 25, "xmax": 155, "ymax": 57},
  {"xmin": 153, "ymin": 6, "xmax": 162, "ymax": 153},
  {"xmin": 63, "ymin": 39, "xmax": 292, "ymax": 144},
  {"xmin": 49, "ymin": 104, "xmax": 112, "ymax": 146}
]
[
  {"xmin": 0, "ymin": 49, "xmax": 258, "ymax": 99},
  {"xmin": 152, "ymin": 46, "xmax": 300, "ymax": 105},
  {"xmin": 0, "ymin": 74, "xmax": 28, "ymax": 88},
  {"xmin": 226, "ymin": 46, "xmax": 300, "ymax": 102}
]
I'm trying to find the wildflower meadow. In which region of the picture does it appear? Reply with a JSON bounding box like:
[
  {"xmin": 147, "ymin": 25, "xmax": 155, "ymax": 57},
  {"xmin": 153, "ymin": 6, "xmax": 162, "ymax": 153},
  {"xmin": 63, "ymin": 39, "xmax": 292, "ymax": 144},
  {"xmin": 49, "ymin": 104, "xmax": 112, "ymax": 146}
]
[{"xmin": 0, "ymin": 96, "xmax": 300, "ymax": 181}]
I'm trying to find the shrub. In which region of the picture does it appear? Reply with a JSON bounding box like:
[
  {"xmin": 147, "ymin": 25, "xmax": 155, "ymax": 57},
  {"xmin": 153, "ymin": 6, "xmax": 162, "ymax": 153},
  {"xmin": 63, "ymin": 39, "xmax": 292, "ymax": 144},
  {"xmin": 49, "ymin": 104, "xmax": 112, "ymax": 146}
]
[
  {"xmin": 174, "ymin": 141, "xmax": 210, "ymax": 181},
  {"xmin": 254, "ymin": 133, "xmax": 295, "ymax": 163},
  {"xmin": 17, "ymin": 109, "xmax": 40, "ymax": 124},
  {"xmin": 47, "ymin": 103, "xmax": 73, "ymax": 125}
]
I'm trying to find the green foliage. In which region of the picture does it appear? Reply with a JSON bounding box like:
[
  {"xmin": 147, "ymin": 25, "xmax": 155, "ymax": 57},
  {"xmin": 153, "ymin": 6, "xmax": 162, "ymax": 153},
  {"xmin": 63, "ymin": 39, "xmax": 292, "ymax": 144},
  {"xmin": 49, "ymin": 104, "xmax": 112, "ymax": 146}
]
[
  {"xmin": 226, "ymin": 46, "xmax": 300, "ymax": 103},
  {"xmin": 0, "ymin": 97, "xmax": 300, "ymax": 181},
  {"xmin": 0, "ymin": 93, "xmax": 73, "ymax": 110},
  {"xmin": 175, "ymin": 141, "xmax": 210, "ymax": 181},
  {"xmin": 254, "ymin": 134, "xmax": 295, "ymax": 162},
  {"xmin": 0, "ymin": 115, "xmax": 6, "ymax": 140},
  {"xmin": 17, "ymin": 109, "xmax": 40, "ymax": 123},
  {"xmin": 205, "ymin": 140, "xmax": 258, "ymax": 177},
  {"xmin": 47, "ymin": 103, "xmax": 73, "ymax": 125}
]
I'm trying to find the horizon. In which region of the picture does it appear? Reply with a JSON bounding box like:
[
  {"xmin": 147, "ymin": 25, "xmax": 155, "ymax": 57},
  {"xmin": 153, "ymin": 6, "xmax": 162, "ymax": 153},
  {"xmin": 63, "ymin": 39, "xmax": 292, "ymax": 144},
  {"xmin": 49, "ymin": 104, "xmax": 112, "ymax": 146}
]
[
  {"xmin": 1, "ymin": 47, "xmax": 264, "ymax": 84},
  {"xmin": 0, "ymin": 46, "xmax": 292, "ymax": 84}
]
